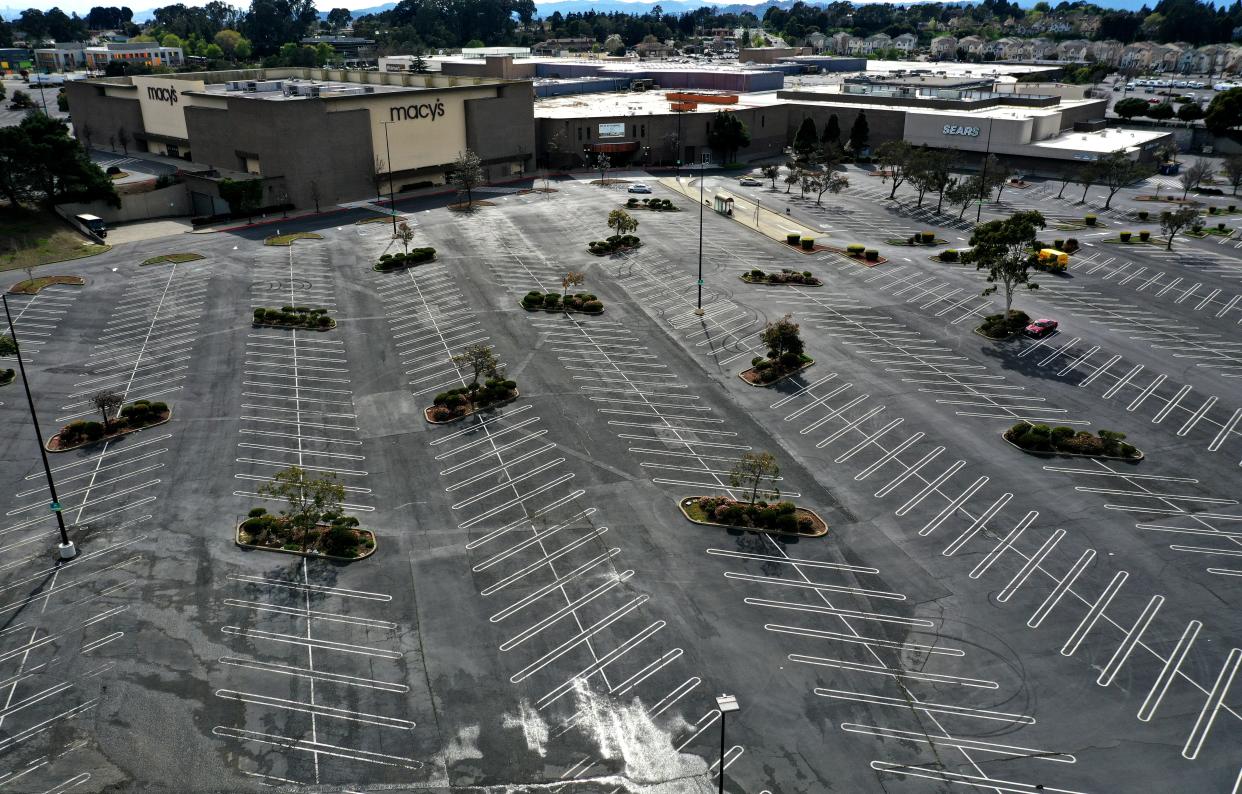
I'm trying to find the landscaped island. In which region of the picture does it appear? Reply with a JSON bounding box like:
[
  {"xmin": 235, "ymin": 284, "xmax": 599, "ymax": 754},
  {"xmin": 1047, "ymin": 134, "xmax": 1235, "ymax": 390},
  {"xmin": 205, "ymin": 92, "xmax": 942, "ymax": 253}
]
[
  {"xmin": 741, "ymin": 268, "xmax": 822, "ymax": 286},
  {"xmin": 1005, "ymin": 422, "xmax": 1142, "ymax": 460},
  {"xmin": 677, "ymin": 451, "xmax": 827, "ymax": 537},
  {"xmin": 375, "ymin": 247, "xmax": 436, "ymax": 271},
  {"xmin": 426, "ymin": 343, "xmax": 519, "ymax": 423},
  {"xmin": 49, "ymin": 399, "xmax": 170, "ymax": 451},
  {"xmin": 522, "ymin": 291, "xmax": 603, "ymax": 313},
  {"xmin": 740, "ymin": 314, "xmax": 814, "ymax": 385},
  {"xmin": 237, "ymin": 466, "xmax": 375, "ymax": 559},
  {"xmin": 253, "ymin": 306, "xmax": 335, "ymax": 330}
]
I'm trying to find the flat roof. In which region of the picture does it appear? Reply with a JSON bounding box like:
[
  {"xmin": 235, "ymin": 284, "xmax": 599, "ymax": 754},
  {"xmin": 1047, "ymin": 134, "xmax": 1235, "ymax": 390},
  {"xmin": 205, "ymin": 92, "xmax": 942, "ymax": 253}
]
[
  {"xmin": 1030, "ymin": 126, "xmax": 1170, "ymax": 153},
  {"xmin": 196, "ymin": 79, "xmax": 413, "ymax": 101},
  {"xmin": 534, "ymin": 89, "xmax": 781, "ymax": 119}
]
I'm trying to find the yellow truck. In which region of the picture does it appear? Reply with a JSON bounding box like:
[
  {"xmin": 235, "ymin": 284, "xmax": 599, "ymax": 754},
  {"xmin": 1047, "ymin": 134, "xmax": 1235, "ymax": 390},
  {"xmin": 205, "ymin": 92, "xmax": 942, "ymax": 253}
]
[{"xmin": 1037, "ymin": 248, "xmax": 1069, "ymax": 272}]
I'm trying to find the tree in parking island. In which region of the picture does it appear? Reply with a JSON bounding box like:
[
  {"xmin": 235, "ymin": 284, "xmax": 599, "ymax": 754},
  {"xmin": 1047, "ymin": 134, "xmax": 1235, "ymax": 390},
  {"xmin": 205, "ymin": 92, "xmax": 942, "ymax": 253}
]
[
  {"xmin": 730, "ymin": 451, "xmax": 781, "ymax": 506},
  {"xmin": 607, "ymin": 208, "xmax": 638, "ymax": 236},
  {"xmin": 1205, "ymin": 87, "xmax": 1242, "ymax": 135},
  {"xmin": 1225, "ymin": 156, "xmax": 1242, "ymax": 196},
  {"xmin": 451, "ymin": 149, "xmax": 484, "ymax": 206},
  {"xmin": 875, "ymin": 140, "xmax": 915, "ymax": 200},
  {"xmin": 1179, "ymin": 158, "xmax": 1213, "ymax": 200},
  {"xmin": 1087, "ymin": 151, "xmax": 1152, "ymax": 210},
  {"xmin": 964, "ymin": 210, "xmax": 1046, "ymax": 320},
  {"xmin": 1161, "ymin": 206, "xmax": 1200, "ymax": 250}
]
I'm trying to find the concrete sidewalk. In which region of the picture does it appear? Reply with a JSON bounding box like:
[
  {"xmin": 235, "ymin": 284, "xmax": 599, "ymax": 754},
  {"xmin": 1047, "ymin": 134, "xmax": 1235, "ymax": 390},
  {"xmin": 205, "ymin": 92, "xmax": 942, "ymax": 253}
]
[{"xmin": 658, "ymin": 176, "xmax": 823, "ymax": 247}]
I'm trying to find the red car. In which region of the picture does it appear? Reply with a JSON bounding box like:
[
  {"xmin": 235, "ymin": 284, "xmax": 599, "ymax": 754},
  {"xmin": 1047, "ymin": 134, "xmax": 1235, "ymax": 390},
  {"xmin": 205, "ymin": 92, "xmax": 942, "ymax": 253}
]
[{"xmin": 1026, "ymin": 318, "xmax": 1059, "ymax": 337}]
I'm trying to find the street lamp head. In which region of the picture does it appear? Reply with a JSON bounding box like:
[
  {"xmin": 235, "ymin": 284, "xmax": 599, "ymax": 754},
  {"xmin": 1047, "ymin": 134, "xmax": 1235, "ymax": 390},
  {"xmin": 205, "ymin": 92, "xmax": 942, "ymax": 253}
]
[{"xmin": 716, "ymin": 694, "xmax": 740, "ymax": 714}]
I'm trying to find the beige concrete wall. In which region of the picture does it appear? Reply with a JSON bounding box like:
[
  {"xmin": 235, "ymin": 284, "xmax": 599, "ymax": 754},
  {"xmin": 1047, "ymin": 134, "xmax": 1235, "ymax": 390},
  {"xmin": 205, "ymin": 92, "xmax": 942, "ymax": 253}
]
[{"xmin": 58, "ymin": 182, "xmax": 191, "ymax": 223}]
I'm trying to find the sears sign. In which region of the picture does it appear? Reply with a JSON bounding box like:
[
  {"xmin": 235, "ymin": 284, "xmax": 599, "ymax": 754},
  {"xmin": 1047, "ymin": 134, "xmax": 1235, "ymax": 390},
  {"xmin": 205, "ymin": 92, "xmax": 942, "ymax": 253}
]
[{"xmin": 942, "ymin": 124, "xmax": 980, "ymax": 137}]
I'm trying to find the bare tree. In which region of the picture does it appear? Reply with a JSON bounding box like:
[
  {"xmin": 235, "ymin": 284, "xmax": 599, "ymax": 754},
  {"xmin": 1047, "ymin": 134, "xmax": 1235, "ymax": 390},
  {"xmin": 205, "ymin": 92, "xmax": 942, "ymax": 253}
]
[
  {"xmin": 92, "ymin": 390, "xmax": 124, "ymax": 430},
  {"xmin": 593, "ymin": 153, "xmax": 611, "ymax": 185},
  {"xmin": 1223, "ymin": 155, "xmax": 1242, "ymax": 196},
  {"xmin": 761, "ymin": 164, "xmax": 780, "ymax": 189},
  {"xmin": 451, "ymin": 149, "xmax": 484, "ymax": 207},
  {"xmin": 117, "ymin": 126, "xmax": 129, "ymax": 155},
  {"xmin": 1180, "ymin": 158, "xmax": 1214, "ymax": 200},
  {"xmin": 309, "ymin": 179, "xmax": 321, "ymax": 213},
  {"xmin": 729, "ymin": 451, "xmax": 781, "ymax": 505},
  {"xmin": 813, "ymin": 172, "xmax": 849, "ymax": 206},
  {"xmin": 561, "ymin": 271, "xmax": 584, "ymax": 297},
  {"xmin": 80, "ymin": 122, "xmax": 93, "ymax": 150},
  {"xmin": 394, "ymin": 220, "xmax": 414, "ymax": 253}
]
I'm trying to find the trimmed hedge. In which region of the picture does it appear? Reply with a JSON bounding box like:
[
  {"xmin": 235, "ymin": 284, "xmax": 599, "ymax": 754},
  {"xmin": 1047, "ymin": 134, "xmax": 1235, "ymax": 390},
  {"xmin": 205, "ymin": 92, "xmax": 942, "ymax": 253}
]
[
  {"xmin": 690, "ymin": 496, "xmax": 813, "ymax": 534},
  {"xmin": 977, "ymin": 310, "xmax": 1030, "ymax": 339},
  {"xmin": 743, "ymin": 268, "xmax": 821, "ymax": 286},
  {"xmin": 939, "ymin": 249, "xmax": 959, "ymax": 261},
  {"xmin": 428, "ymin": 378, "xmax": 518, "ymax": 421},
  {"xmin": 522, "ymin": 290, "xmax": 603, "ymax": 313},
  {"xmin": 253, "ymin": 306, "xmax": 334, "ymax": 329},
  {"xmin": 376, "ymin": 247, "xmax": 436, "ymax": 271},
  {"xmin": 588, "ymin": 234, "xmax": 641, "ymax": 256}
]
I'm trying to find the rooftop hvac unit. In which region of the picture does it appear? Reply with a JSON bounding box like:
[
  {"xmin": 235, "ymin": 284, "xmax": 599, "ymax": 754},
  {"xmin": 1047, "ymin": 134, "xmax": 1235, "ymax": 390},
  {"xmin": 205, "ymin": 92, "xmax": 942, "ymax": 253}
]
[
  {"xmin": 363, "ymin": 85, "xmax": 375, "ymax": 93},
  {"xmin": 309, "ymin": 86, "xmax": 321, "ymax": 97}
]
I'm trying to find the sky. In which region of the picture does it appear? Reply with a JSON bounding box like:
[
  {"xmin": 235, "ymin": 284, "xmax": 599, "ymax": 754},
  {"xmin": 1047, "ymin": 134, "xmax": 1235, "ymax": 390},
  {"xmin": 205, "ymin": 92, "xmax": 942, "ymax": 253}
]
[{"xmin": 13, "ymin": 0, "xmax": 740, "ymax": 18}]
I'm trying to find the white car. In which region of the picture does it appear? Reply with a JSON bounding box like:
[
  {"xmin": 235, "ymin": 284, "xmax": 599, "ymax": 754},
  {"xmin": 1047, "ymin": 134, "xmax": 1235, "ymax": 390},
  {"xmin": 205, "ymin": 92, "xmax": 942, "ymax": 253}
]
[
  {"xmin": 738, "ymin": 177, "xmax": 762, "ymax": 186},
  {"xmin": 627, "ymin": 183, "xmax": 653, "ymax": 194}
]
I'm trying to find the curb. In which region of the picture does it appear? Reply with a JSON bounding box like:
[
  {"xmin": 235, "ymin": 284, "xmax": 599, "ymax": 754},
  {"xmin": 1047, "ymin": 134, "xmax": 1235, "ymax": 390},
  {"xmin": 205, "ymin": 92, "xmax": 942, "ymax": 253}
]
[
  {"xmin": 973, "ymin": 326, "xmax": 1022, "ymax": 341},
  {"xmin": 8, "ymin": 276, "xmax": 87, "ymax": 295},
  {"xmin": 425, "ymin": 391, "xmax": 520, "ymax": 424},
  {"xmin": 235, "ymin": 521, "xmax": 377, "ymax": 560},
  {"xmin": 47, "ymin": 411, "xmax": 171, "ymax": 452},
  {"xmin": 677, "ymin": 496, "xmax": 828, "ymax": 538},
  {"xmin": 519, "ymin": 299, "xmax": 604, "ymax": 315},
  {"xmin": 1001, "ymin": 430, "xmax": 1144, "ymax": 461},
  {"xmin": 739, "ymin": 359, "xmax": 815, "ymax": 387},
  {"xmin": 253, "ymin": 319, "xmax": 337, "ymax": 332}
]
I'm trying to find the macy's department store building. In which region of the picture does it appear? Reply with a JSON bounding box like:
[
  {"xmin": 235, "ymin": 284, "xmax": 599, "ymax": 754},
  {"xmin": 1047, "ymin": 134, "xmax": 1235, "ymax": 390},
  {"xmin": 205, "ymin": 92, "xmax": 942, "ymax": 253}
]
[{"xmin": 64, "ymin": 68, "xmax": 535, "ymax": 215}]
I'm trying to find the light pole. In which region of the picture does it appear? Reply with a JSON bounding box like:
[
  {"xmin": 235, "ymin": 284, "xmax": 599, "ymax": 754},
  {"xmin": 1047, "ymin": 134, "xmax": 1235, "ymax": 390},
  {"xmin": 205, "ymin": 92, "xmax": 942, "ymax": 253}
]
[
  {"xmin": 3, "ymin": 295, "xmax": 76, "ymax": 560},
  {"xmin": 381, "ymin": 120, "xmax": 398, "ymax": 234},
  {"xmin": 976, "ymin": 116, "xmax": 996, "ymax": 224},
  {"xmin": 715, "ymin": 694, "xmax": 739, "ymax": 793},
  {"xmin": 696, "ymin": 157, "xmax": 706, "ymax": 316}
]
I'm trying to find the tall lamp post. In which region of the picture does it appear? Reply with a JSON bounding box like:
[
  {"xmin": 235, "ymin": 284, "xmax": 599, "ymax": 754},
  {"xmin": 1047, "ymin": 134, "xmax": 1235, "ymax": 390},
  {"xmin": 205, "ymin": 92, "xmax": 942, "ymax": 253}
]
[
  {"xmin": 715, "ymin": 694, "xmax": 739, "ymax": 793},
  {"xmin": 380, "ymin": 119, "xmax": 399, "ymax": 234},
  {"xmin": 976, "ymin": 117, "xmax": 996, "ymax": 224},
  {"xmin": 3, "ymin": 295, "xmax": 76, "ymax": 560},
  {"xmin": 696, "ymin": 156, "xmax": 706, "ymax": 316}
]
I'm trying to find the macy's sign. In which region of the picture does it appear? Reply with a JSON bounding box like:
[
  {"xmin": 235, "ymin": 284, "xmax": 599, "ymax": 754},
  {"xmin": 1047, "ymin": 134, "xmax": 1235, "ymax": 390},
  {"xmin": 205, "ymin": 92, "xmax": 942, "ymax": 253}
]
[{"xmin": 147, "ymin": 86, "xmax": 178, "ymax": 105}]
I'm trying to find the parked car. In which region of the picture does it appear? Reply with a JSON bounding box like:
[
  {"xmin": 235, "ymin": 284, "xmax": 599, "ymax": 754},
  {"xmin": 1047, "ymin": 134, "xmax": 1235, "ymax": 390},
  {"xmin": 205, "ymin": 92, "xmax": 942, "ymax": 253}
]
[
  {"xmin": 627, "ymin": 183, "xmax": 652, "ymax": 194},
  {"xmin": 738, "ymin": 177, "xmax": 762, "ymax": 186},
  {"xmin": 1025, "ymin": 318, "xmax": 1059, "ymax": 337}
]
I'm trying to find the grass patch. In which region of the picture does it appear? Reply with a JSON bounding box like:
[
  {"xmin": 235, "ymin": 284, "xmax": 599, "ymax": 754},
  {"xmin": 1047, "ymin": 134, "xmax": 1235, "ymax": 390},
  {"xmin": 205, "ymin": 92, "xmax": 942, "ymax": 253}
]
[
  {"xmin": 448, "ymin": 200, "xmax": 496, "ymax": 212},
  {"xmin": 0, "ymin": 368, "xmax": 15, "ymax": 387},
  {"xmin": 355, "ymin": 216, "xmax": 392, "ymax": 225},
  {"xmin": 0, "ymin": 207, "xmax": 111, "ymax": 270},
  {"xmin": 264, "ymin": 232, "xmax": 323, "ymax": 246},
  {"xmin": 108, "ymin": 171, "xmax": 131, "ymax": 180},
  {"xmin": 8, "ymin": 275, "xmax": 85, "ymax": 294},
  {"xmin": 141, "ymin": 252, "xmax": 204, "ymax": 266}
]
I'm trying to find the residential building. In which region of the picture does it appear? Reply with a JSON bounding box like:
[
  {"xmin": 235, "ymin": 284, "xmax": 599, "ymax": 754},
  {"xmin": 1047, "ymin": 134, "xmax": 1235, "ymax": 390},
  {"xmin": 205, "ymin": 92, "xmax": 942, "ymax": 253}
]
[
  {"xmin": 892, "ymin": 33, "xmax": 918, "ymax": 54},
  {"xmin": 635, "ymin": 40, "xmax": 675, "ymax": 60},
  {"xmin": 957, "ymin": 35, "xmax": 985, "ymax": 56},
  {"xmin": 1057, "ymin": 39, "xmax": 1091, "ymax": 61},
  {"xmin": 531, "ymin": 38, "xmax": 594, "ymax": 56},
  {"xmin": 930, "ymin": 36, "xmax": 958, "ymax": 59}
]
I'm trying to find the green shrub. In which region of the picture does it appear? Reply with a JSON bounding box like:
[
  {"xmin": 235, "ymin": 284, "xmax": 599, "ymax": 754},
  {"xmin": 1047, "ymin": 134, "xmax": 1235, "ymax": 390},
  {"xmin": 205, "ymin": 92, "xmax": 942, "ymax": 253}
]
[
  {"xmin": 920, "ymin": 231, "xmax": 935, "ymax": 243},
  {"xmin": 1139, "ymin": 230, "xmax": 1151, "ymax": 241},
  {"xmin": 149, "ymin": 401, "xmax": 168, "ymax": 414},
  {"xmin": 1085, "ymin": 214, "xmax": 1097, "ymax": 226},
  {"xmin": 281, "ymin": 305, "xmax": 294, "ymax": 313},
  {"xmin": 253, "ymin": 308, "xmax": 266, "ymax": 322},
  {"xmin": 1065, "ymin": 238, "xmax": 1079, "ymax": 251},
  {"xmin": 800, "ymin": 237, "xmax": 814, "ymax": 251},
  {"xmin": 1137, "ymin": 210, "xmax": 1149, "ymax": 220},
  {"xmin": 778, "ymin": 351, "xmax": 801, "ymax": 369},
  {"xmin": 380, "ymin": 253, "xmax": 392, "ymax": 261},
  {"xmin": 786, "ymin": 232, "xmax": 799, "ymax": 245},
  {"xmin": 846, "ymin": 243, "xmax": 865, "ymax": 254},
  {"xmin": 316, "ymin": 314, "xmax": 331, "ymax": 328},
  {"xmin": 1209, "ymin": 206, "xmax": 1217, "ymax": 215},
  {"xmin": 1219, "ymin": 222, "xmax": 1227, "ymax": 231},
  {"xmin": 864, "ymin": 249, "xmax": 879, "ymax": 261},
  {"xmin": 248, "ymin": 507, "xmax": 267, "ymax": 518},
  {"xmin": 322, "ymin": 524, "xmax": 358, "ymax": 556},
  {"xmin": 940, "ymin": 249, "xmax": 958, "ymax": 262},
  {"xmin": 1119, "ymin": 231, "xmax": 1132, "ymax": 242},
  {"xmin": 750, "ymin": 268, "xmax": 765, "ymax": 279},
  {"xmin": 543, "ymin": 293, "xmax": 561, "ymax": 309},
  {"xmin": 582, "ymin": 300, "xmax": 603, "ymax": 313}
]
